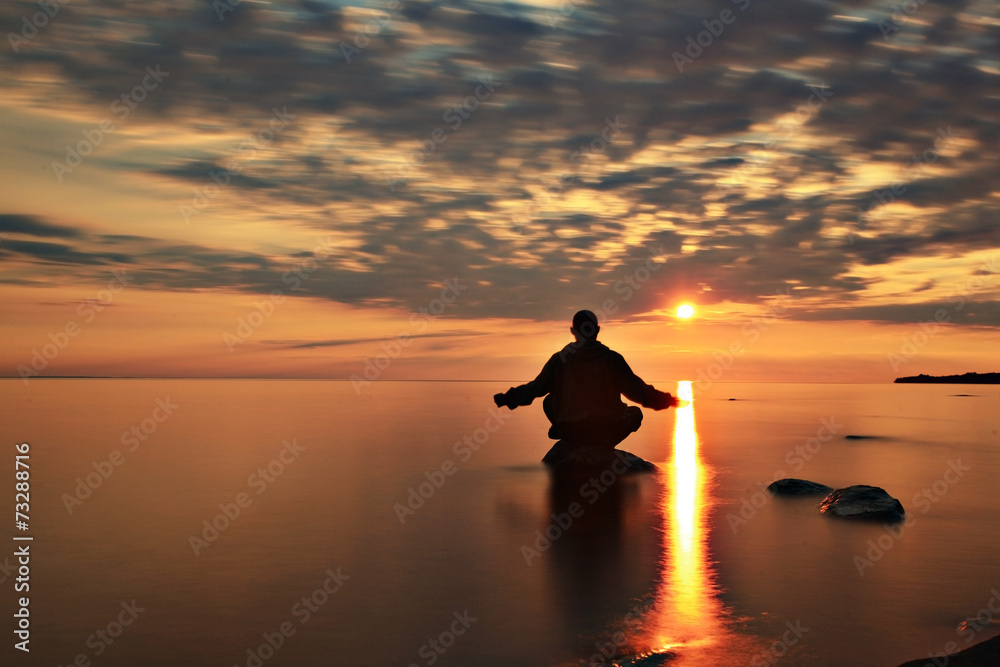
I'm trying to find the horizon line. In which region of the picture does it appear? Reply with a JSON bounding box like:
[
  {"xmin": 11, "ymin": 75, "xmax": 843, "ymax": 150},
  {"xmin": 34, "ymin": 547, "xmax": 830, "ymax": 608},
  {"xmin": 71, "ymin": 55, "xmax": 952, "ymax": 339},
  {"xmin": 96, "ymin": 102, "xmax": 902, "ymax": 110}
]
[{"xmin": 0, "ymin": 375, "xmax": 926, "ymax": 384}]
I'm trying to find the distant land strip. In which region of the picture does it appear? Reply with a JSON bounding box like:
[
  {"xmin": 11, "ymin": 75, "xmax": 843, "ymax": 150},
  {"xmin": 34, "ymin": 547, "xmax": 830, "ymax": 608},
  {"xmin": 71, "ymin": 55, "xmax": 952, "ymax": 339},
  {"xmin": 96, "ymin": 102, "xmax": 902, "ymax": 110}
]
[{"xmin": 894, "ymin": 372, "xmax": 1000, "ymax": 384}]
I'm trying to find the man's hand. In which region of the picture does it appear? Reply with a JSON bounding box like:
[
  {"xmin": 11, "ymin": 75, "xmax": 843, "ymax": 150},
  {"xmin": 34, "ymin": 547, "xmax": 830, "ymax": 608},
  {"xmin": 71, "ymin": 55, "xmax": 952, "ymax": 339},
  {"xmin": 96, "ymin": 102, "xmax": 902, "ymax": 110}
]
[
  {"xmin": 653, "ymin": 392, "xmax": 685, "ymax": 410},
  {"xmin": 494, "ymin": 393, "xmax": 509, "ymax": 408}
]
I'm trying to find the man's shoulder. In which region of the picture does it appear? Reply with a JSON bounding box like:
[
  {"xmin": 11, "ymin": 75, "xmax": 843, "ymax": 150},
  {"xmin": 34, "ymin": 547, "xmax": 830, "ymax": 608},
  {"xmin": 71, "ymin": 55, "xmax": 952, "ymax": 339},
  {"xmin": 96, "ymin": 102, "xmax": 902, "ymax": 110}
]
[
  {"xmin": 598, "ymin": 343, "xmax": 624, "ymax": 361},
  {"xmin": 548, "ymin": 347, "xmax": 571, "ymax": 365},
  {"xmin": 601, "ymin": 346, "xmax": 636, "ymax": 374}
]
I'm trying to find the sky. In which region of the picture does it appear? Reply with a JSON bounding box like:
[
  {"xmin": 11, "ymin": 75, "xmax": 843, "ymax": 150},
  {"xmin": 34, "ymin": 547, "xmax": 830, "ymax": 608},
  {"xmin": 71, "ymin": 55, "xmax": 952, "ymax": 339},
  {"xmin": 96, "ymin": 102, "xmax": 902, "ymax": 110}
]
[{"xmin": 1, "ymin": 0, "xmax": 998, "ymax": 383}]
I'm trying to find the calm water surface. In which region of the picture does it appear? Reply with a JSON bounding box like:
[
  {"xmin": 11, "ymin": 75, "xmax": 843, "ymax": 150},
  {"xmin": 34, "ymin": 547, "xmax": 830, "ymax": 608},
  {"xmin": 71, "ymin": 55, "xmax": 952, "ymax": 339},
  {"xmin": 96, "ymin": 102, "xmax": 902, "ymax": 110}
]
[{"xmin": 2, "ymin": 380, "xmax": 999, "ymax": 666}]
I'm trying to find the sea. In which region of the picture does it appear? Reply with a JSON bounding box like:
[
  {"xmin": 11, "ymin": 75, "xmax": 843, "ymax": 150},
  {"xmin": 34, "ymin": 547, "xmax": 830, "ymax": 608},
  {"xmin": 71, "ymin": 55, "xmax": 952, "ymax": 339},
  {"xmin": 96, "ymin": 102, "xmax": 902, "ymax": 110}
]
[{"xmin": 2, "ymin": 379, "xmax": 999, "ymax": 667}]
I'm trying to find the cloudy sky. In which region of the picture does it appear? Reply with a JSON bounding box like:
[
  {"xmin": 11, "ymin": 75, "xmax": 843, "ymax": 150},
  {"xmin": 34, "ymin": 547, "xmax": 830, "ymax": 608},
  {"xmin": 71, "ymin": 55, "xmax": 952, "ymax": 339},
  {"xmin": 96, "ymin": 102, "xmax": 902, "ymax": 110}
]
[{"xmin": 1, "ymin": 0, "xmax": 997, "ymax": 382}]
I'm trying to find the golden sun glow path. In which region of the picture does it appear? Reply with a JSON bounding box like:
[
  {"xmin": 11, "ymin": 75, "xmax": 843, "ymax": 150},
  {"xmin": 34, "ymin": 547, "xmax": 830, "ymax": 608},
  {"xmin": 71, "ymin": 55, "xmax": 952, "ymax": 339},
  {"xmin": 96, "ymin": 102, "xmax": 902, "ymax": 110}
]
[{"xmin": 648, "ymin": 381, "xmax": 719, "ymax": 656}]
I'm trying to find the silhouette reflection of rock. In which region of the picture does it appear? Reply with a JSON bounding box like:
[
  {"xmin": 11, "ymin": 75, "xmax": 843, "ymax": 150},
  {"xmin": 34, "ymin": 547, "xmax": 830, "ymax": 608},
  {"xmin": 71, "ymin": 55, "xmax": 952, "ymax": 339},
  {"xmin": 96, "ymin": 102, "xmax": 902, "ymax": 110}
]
[{"xmin": 544, "ymin": 463, "xmax": 663, "ymax": 664}]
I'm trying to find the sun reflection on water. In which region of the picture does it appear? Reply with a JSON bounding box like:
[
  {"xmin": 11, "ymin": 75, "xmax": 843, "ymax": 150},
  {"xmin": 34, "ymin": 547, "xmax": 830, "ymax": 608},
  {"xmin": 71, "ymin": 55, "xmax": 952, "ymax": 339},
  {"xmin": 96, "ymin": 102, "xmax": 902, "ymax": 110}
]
[{"xmin": 649, "ymin": 381, "xmax": 720, "ymax": 656}]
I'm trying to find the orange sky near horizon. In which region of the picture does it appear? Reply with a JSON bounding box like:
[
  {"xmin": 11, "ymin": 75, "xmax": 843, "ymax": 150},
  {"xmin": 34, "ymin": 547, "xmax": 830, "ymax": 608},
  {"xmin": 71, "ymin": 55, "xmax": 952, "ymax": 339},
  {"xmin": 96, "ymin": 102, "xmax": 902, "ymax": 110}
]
[{"xmin": 3, "ymin": 279, "xmax": 996, "ymax": 384}]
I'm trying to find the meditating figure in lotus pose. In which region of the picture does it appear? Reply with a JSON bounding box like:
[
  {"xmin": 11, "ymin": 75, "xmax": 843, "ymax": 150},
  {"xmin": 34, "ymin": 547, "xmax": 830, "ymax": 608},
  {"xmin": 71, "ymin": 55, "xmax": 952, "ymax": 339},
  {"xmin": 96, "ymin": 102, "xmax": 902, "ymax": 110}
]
[{"xmin": 493, "ymin": 310, "xmax": 679, "ymax": 465}]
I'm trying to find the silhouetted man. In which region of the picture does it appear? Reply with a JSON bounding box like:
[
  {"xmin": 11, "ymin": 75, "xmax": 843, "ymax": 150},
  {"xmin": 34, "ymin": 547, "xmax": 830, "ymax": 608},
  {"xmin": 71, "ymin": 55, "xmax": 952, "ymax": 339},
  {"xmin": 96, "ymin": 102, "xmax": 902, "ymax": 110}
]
[{"xmin": 494, "ymin": 310, "xmax": 678, "ymax": 464}]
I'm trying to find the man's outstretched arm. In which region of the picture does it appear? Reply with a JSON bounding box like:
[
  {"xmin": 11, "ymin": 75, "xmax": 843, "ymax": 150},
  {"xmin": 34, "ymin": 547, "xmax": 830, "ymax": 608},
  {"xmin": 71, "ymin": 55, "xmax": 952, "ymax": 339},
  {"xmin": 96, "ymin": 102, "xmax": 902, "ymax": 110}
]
[
  {"xmin": 494, "ymin": 355, "xmax": 559, "ymax": 409},
  {"xmin": 614, "ymin": 355, "xmax": 677, "ymax": 410}
]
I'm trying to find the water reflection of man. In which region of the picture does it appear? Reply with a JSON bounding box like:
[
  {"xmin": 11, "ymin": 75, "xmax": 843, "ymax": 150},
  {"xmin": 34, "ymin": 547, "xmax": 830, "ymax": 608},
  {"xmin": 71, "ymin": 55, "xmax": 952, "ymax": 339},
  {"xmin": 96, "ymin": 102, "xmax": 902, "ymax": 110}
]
[{"xmin": 493, "ymin": 310, "xmax": 679, "ymax": 463}]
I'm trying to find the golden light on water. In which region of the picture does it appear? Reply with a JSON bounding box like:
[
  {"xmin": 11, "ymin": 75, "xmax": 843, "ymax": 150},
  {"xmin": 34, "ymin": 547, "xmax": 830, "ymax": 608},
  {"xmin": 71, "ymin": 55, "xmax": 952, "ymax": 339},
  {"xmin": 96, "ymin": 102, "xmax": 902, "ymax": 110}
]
[
  {"xmin": 649, "ymin": 380, "xmax": 719, "ymax": 655},
  {"xmin": 673, "ymin": 381, "xmax": 698, "ymax": 563},
  {"xmin": 676, "ymin": 304, "xmax": 695, "ymax": 319}
]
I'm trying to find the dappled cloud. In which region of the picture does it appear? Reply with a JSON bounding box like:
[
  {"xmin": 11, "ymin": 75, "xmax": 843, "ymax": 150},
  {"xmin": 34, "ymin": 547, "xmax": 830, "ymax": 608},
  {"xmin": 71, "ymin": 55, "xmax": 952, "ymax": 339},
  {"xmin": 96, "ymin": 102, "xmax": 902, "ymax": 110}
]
[{"xmin": 1, "ymin": 0, "xmax": 998, "ymax": 377}]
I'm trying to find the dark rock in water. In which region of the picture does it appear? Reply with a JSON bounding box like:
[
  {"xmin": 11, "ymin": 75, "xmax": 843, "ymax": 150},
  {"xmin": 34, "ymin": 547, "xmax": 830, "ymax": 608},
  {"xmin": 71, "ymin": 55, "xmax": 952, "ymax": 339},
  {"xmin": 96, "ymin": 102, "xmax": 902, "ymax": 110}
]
[
  {"xmin": 542, "ymin": 441, "xmax": 655, "ymax": 472},
  {"xmin": 820, "ymin": 485, "xmax": 905, "ymax": 522},
  {"xmin": 844, "ymin": 434, "xmax": 885, "ymax": 440},
  {"xmin": 897, "ymin": 633, "xmax": 1000, "ymax": 666},
  {"xmin": 728, "ymin": 397, "xmax": 737, "ymax": 401},
  {"xmin": 615, "ymin": 650, "xmax": 677, "ymax": 665},
  {"xmin": 768, "ymin": 478, "xmax": 834, "ymax": 495}
]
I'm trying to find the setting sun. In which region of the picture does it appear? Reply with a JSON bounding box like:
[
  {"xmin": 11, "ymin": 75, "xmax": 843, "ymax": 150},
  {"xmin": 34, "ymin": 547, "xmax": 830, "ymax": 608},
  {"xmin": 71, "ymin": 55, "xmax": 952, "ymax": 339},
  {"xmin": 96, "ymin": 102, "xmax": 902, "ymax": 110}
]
[{"xmin": 676, "ymin": 304, "xmax": 695, "ymax": 319}]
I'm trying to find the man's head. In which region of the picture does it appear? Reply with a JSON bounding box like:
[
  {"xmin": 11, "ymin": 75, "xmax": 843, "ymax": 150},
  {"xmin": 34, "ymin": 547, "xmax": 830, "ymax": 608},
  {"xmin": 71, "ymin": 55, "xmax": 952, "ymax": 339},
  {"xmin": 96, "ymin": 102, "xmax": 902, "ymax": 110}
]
[{"xmin": 571, "ymin": 309, "xmax": 600, "ymax": 341}]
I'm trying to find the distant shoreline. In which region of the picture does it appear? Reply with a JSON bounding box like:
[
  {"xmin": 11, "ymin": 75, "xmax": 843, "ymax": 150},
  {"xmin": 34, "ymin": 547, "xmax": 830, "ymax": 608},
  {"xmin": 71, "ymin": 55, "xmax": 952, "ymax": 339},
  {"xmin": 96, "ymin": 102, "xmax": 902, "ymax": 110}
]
[{"xmin": 894, "ymin": 372, "xmax": 1000, "ymax": 384}]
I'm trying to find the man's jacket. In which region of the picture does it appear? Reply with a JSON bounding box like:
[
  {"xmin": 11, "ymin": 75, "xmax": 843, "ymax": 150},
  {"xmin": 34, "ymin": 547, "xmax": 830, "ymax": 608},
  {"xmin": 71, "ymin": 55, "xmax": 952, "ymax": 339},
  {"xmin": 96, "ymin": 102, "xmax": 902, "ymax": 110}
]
[{"xmin": 497, "ymin": 339, "xmax": 672, "ymax": 424}]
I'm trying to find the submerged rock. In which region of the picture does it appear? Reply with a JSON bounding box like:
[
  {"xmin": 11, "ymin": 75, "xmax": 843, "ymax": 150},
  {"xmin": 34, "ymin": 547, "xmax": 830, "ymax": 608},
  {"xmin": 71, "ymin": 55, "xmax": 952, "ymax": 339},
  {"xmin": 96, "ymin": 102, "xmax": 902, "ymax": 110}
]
[
  {"xmin": 768, "ymin": 478, "xmax": 834, "ymax": 495},
  {"xmin": 820, "ymin": 485, "xmax": 905, "ymax": 522},
  {"xmin": 542, "ymin": 441, "xmax": 656, "ymax": 472},
  {"xmin": 615, "ymin": 650, "xmax": 677, "ymax": 665}
]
